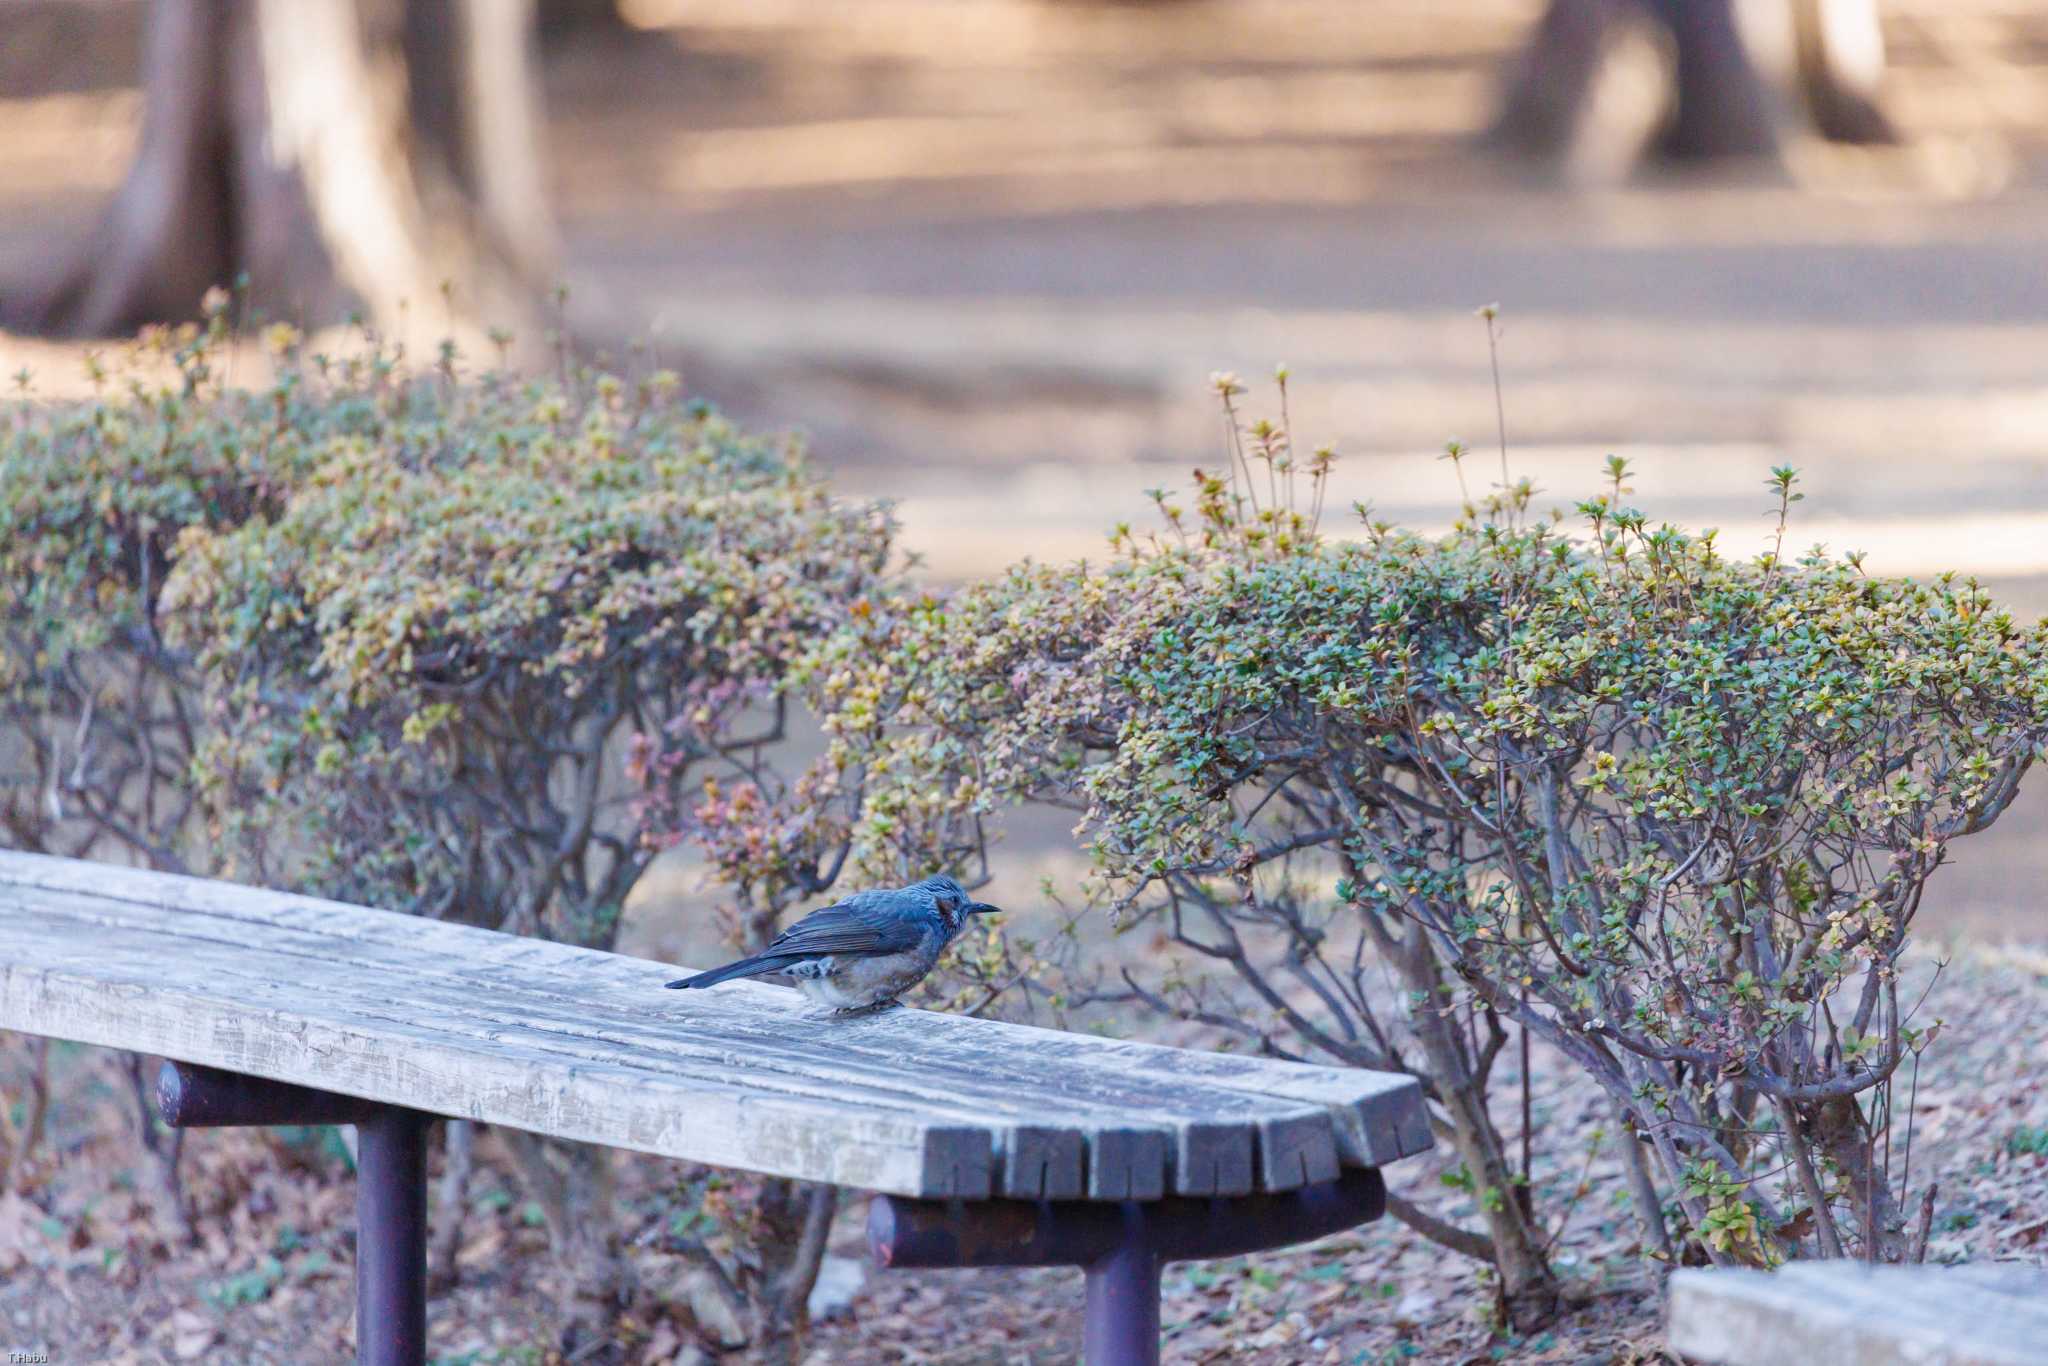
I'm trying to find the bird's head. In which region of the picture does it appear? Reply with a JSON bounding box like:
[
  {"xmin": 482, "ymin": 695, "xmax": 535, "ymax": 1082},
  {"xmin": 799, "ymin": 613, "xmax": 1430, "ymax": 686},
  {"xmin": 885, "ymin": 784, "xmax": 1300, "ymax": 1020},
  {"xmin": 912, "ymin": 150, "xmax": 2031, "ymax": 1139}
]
[{"xmin": 916, "ymin": 874, "xmax": 1002, "ymax": 930}]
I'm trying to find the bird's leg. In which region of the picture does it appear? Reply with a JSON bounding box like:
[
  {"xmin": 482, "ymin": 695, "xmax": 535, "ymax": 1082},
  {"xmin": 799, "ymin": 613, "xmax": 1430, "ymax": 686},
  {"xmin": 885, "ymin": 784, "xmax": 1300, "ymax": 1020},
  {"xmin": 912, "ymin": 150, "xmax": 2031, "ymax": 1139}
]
[{"xmin": 833, "ymin": 998, "xmax": 902, "ymax": 1018}]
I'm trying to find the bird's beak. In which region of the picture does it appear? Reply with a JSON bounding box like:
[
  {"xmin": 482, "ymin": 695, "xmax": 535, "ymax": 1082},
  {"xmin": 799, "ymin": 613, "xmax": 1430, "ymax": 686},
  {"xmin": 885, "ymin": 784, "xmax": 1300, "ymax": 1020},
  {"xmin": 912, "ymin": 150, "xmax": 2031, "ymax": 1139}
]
[{"xmin": 966, "ymin": 901, "xmax": 1002, "ymax": 917}]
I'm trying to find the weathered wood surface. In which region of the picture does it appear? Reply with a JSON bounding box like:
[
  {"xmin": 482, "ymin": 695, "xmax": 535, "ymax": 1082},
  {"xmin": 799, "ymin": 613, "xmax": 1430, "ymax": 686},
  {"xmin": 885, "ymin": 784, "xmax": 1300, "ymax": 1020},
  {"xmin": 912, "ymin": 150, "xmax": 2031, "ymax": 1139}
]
[
  {"xmin": 0, "ymin": 851, "xmax": 1428, "ymax": 1201},
  {"xmin": 1668, "ymin": 1263, "xmax": 2048, "ymax": 1366}
]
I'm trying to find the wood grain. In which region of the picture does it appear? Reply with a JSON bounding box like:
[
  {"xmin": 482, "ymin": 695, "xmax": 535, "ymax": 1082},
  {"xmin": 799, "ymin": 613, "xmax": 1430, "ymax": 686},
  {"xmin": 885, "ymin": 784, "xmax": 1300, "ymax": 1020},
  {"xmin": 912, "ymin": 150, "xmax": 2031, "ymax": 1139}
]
[
  {"xmin": 0, "ymin": 851, "xmax": 1429, "ymax": 1200},
  {"xmin": 1668, "ymin": 1263, "xmax": 2048, "ymax": 1366}
]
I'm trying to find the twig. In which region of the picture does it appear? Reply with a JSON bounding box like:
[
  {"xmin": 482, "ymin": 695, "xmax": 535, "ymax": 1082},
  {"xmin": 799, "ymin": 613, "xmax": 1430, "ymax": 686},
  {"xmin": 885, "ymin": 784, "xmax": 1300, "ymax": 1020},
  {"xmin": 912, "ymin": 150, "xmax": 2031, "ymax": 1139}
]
[
  {"xmin": 430, "ymin": 1119, "xmax": 477, "ymax": 1285},
  {"xmin": 123, "ymin": 1052, "xmax": 193, "ymax": 1244},
  {"xmin": 1615, "ymin": 1106, "xmax": 1676, "ymax": 1268},
  {"xmin": 1384, "ymin": 1192, "xmax": 1496, "ymax": 1264},
  {"xmin": 1479, "ymin": 303, "xmax": 1511, "ymax": 496},
  {"xmin": 1539, "ymin": 1124, "xmax": 1607, "ymax": 1258},
  {"xmin": 1897, "ymin": 1046, "xmax": 1922, "ymax": 1224},
  {"xmin": 1776, "ymin": 1100, "xmax": 1846, "ymax": 1259},
  {"xmin": 1907, "ymin": 1182, "xmax": 1937, "ymax": 1265},
  {"xmin": 0, "ymin": 1037, "xmax": 49, "ymax": 1193},
  {"xmin": 774, "ymin": 1183, "xmax": 840, "ymax": 1334}
]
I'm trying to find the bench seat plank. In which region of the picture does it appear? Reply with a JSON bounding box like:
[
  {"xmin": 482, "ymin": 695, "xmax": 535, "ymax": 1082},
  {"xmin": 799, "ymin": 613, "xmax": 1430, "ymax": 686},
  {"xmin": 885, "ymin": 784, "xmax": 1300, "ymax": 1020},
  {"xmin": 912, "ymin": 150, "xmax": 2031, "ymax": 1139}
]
[
  {"xmin": 0, "ymin": 851, "xmax": 1429, "ymax": 1200},
  {"xmin": 1668, "ymin": 1263, "xmax": 2048, "ymax": 1366}
]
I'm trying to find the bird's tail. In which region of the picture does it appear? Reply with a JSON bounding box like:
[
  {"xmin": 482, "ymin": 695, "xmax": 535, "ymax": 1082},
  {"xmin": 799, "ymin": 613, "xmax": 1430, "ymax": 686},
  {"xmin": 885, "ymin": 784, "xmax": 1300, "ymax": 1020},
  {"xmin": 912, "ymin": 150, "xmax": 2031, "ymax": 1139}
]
[{"xmin": 665, "ymin": 954, "xmax": 793, "ymax": 990}]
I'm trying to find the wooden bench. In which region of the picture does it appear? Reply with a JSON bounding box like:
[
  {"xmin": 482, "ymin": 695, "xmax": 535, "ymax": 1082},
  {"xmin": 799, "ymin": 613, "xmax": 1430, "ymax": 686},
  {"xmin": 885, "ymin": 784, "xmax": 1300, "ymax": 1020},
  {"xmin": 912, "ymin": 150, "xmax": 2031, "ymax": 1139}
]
[
  {"xmin": 0, "ymin": 850, "xmax": 1430, "ymax": 1364},
  {"xmin": 1668, "ymin": 1263, "xmax": 2048, "ymax": 1366}
]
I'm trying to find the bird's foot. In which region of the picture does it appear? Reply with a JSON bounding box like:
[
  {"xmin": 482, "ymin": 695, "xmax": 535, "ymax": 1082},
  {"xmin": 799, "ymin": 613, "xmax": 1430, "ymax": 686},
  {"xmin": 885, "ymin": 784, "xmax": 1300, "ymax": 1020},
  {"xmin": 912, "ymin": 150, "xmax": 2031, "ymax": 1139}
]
[{"xmin": 832, "ymin": 998, "xmax": 901, "ymax": 1018}]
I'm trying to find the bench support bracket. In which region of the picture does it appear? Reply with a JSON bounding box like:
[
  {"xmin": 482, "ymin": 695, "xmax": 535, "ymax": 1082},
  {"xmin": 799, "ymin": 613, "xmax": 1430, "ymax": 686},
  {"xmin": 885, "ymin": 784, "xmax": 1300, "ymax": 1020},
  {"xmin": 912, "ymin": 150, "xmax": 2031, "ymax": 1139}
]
[
  {"xmin": 158, "ymin": 1060, "xmax": 429, "ymax": 1366},
  {"xmin": 869, "ymin": 1166, "xmax": 1387, "ymax": 1366},
  {"xmin": 157, "ymin": 1058, "xmax": 1388, "ymax": 1364}
]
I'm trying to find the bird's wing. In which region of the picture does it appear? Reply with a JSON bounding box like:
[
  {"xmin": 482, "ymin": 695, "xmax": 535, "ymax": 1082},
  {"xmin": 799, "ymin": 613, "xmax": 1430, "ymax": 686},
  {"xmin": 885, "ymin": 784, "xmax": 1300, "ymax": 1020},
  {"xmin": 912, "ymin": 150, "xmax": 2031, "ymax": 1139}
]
[{"xmin": 766, "ymin": 891, "xmax": 926, "ymax": 959}]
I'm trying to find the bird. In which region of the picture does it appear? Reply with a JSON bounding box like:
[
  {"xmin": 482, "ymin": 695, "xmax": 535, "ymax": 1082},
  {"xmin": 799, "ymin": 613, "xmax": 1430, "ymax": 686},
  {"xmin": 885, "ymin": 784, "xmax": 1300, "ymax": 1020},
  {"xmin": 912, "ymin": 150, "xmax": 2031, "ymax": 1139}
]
[{"xmin": 665, "ymin": 874, "xmax": 1001, "ymax": 1014}]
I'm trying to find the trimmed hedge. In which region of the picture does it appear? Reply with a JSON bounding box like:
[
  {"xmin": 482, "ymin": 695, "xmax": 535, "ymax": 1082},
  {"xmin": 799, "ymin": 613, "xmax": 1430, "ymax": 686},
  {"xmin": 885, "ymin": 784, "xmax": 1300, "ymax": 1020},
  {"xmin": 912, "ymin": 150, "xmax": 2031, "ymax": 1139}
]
[
  {"xmin": 2, "ymin": 322, "xmax": 330, "ymax": 865},
  {"xmin": 1, "ymin": 322, "xmax": 900, "ymax": 1335},
  {"xmin": 168, "ymin": 361, "xmax": 893, "ymax": 945},
  {"xmin": 828, "ymin": 412, "xmax": 2048, "ymax": 1307}
]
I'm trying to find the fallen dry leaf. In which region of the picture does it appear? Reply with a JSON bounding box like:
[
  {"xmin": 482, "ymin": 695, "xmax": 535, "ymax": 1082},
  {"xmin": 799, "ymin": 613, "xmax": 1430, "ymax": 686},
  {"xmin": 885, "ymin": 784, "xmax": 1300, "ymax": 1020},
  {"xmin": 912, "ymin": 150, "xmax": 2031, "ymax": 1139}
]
[
  {"xmin": 0, "ymin": 1192, "xmax": 38, "ymax": 1272},
  {"xmin": 171, "ymin": 1309, "xmax": 215, "ymax": 1360}
]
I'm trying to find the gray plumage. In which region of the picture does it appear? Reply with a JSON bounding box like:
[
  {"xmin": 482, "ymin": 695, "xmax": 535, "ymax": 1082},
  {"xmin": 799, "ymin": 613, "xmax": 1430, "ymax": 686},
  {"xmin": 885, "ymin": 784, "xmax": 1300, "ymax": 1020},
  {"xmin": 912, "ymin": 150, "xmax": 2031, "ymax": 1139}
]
[{"xmin": 665, "ymin": 875, "xmax": 1001, "ymax": 1013}]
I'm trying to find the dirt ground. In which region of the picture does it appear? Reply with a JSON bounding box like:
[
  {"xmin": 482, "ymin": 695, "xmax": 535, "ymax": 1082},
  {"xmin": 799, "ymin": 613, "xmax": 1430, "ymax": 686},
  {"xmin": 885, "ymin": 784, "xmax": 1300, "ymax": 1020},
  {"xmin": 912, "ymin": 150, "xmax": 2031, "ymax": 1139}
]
[{"xmin": 4, "ymin": 2, "xmax": 2048, "ymax": 1361}]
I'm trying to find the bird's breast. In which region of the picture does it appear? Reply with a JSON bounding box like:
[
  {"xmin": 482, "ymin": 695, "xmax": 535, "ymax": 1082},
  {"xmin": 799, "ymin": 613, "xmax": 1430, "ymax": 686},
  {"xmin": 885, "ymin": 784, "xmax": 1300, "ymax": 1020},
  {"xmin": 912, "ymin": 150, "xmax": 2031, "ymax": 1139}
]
[{"xmin": 793, "ymin": 947, "xmax": 936, "ymax": 1010}]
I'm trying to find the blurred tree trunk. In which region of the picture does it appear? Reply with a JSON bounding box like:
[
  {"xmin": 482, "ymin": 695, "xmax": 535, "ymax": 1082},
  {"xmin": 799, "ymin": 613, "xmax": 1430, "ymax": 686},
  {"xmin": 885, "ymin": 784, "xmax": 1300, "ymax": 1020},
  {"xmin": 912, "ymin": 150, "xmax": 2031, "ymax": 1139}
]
[
  {"xmin": 1792, "ymin": 0, "xmax": 1896, "ymax": 144},
  {"xmin": 536, "ymin": 0, "xmax": 636, "ymax": 38},
  {"xmin": 1644, "ymin": 0, "xmax": 1781, "ymax": 160},
  {"xmin": 404, "ymin": 0, "xmax": 559, "ymax": 289},
  {"xmin": 1493, "ymin": 0, "xmax": 1895, "ymax": 174},
  {"xmin": 2, "ymin": 0, "xmax": 553, "ymax": 344},
  {"xmin": 1488, "ymin": 0, "xmax": 1634, "ymax": 165}
]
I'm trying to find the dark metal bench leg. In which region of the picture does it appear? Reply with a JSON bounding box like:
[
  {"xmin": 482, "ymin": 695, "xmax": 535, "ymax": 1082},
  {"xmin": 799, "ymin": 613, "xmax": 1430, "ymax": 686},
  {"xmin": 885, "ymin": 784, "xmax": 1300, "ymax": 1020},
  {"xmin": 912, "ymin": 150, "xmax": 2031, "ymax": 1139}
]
[
  {"xmin": 1085, "ymin": 1208, "xmax": 1161, "ymax": 1366},
  {"xmin": 157, "ymin": 1061, "xmax": 429, "ymax": 1366},
  {"xmin": 356, "ymin": 1109, "xmax": 429, "ymax": 1366},
  {"xmin": 871, "ymin": 1166, "xmax": 1386, "ymax": 1366}
]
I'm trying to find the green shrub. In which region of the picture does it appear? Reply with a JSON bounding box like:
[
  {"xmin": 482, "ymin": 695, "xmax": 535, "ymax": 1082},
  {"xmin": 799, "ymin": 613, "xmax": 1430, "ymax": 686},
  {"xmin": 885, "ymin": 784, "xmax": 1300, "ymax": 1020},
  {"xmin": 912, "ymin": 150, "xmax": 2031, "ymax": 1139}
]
[
  {"xmin": 169, "ymin": 361, "xmax": 893, "ymax": 947},
  {"xmin": 4, "ymin": 320, "xmax": 900, "ymax": 1342},
  {"xmin": 0, "ymin": 320, "xmax": 326, "ymax": 867},
  {"xmin": 158, "ymin": 340, "xmax": 895, "ymax": 1334},
  {"xmin": 835, "ymin": 381, "xmax": 2048, "ymax": 1319}
]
